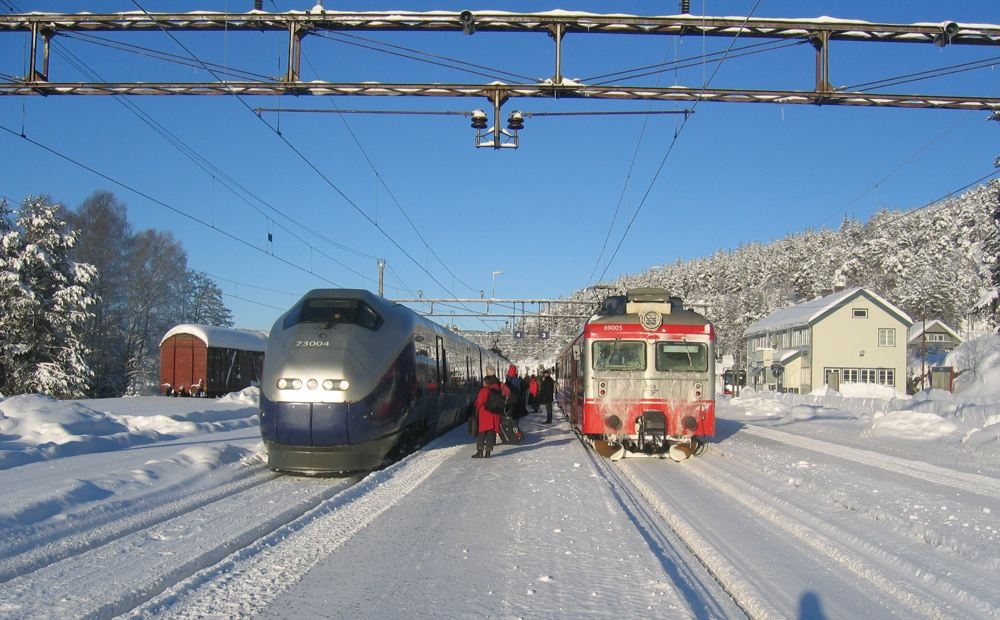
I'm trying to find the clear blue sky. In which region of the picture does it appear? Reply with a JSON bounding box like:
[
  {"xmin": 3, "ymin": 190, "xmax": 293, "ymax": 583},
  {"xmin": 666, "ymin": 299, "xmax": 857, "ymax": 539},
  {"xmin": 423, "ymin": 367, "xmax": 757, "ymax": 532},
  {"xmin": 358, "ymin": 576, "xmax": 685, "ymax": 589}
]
[{"xmin": 2, "ymin": 1, "xmax": 998, "ymax": 332}]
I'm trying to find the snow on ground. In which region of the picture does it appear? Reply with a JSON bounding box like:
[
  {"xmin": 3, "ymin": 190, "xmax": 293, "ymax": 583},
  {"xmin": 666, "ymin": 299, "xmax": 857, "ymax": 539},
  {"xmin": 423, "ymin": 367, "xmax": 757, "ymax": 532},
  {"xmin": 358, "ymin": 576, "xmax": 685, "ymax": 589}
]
[{"xmin": 1, "ymin": 339, "xmax": 1000, "ymax": 618}]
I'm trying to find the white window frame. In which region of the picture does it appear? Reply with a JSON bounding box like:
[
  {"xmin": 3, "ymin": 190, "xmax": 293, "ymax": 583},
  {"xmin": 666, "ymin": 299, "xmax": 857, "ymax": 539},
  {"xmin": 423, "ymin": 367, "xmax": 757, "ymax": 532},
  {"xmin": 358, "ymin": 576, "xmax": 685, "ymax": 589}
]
[{"xmin": 878, "ymin": 328, "xmax": 896, "ymax": 347}]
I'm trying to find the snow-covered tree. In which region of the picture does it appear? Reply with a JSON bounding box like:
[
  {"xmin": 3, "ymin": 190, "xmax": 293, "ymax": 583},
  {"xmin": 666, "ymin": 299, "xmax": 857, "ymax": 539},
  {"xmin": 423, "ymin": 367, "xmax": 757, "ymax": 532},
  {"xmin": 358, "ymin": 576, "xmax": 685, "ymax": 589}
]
[
  {"xmin": 67, "ymin": 191, "xmax": 133, "ymax": 397},
  {"xmin": 121, "ymin": 229, "xmax": 189, "ymax": 395},
  {"xmin": 0, "ymin": 197, "xmax": 96, "ymax": 398},
  {"xmin": 185, "ymin": 271, "xmax": 233, "ymax": 327},
  {"xmin": 976, "ymin": 182, "xmax": 1000, "ymax": 330}
]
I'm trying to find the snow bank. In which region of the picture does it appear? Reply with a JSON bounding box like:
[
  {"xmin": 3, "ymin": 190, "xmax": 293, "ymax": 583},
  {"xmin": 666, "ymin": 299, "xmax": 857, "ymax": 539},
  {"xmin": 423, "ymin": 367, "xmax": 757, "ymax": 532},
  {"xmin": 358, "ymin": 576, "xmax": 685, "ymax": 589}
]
[{"xmin": 0, "ymin": 393, "xmax": 260, "ymax": 470}]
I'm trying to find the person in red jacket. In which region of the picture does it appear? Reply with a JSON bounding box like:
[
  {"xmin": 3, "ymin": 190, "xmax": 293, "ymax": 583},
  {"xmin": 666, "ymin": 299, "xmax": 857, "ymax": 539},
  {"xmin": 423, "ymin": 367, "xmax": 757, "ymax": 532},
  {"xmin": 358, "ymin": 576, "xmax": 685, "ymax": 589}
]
[
  {"xmin": 473, "ymin": 375, "xmax": 503, "ymax": 458},
  {"xmin": 528, "ymin": 374, "xmax": 539, "ymax": 413}
]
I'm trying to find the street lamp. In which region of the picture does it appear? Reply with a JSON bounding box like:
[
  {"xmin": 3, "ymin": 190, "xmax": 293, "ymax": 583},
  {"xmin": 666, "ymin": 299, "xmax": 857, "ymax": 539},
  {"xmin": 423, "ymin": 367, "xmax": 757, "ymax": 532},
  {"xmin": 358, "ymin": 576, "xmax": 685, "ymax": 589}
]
[{"xmin": 492, "ymin": 270, "xmax": 503, "ymax": 299}]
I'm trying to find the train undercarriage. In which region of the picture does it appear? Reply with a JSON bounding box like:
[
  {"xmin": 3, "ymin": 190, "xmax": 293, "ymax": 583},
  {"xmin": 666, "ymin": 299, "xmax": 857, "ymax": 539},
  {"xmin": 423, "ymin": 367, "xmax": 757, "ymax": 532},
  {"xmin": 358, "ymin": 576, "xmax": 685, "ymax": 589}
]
[{"xmin": 587, "ymin": 412, "xmax": 708, "ymax": 462}]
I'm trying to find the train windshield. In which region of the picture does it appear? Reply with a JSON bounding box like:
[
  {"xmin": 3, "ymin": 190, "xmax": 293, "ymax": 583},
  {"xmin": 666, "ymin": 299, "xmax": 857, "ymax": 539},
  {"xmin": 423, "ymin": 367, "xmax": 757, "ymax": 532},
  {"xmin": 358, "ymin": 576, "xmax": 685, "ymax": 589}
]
[
  {"xmin": 655, "ymin": 341, "xmax": 708, "ymax": 372},
  {"xmin": 592, "ymin": 341, "xmax": 646, "ymax": 371},
  {"xmin": 284, "ymin": 299, "xmax": 383, "ymax": 331}
]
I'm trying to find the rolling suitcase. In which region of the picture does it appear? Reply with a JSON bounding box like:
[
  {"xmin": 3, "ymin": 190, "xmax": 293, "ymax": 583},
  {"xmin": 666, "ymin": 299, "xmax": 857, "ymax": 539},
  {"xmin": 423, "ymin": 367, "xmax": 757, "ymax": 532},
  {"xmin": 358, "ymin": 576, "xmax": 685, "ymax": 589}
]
[{"xmin": 498, "ymin": 415, "xmax": 524, "ymax": 444}]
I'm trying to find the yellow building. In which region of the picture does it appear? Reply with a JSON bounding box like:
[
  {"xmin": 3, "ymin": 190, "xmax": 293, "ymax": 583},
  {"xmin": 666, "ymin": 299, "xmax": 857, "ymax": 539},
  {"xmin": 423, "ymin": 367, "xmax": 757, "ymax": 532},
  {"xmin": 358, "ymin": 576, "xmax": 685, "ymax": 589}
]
[{"xmin": 743, "ymin": 287, "xmax": 912, "ymax": 395}]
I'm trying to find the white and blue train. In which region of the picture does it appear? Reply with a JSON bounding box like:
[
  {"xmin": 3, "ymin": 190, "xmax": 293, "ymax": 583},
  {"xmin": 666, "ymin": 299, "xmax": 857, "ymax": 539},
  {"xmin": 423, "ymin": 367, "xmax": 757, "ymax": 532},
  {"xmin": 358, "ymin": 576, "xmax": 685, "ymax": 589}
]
[{"xmin": 259, "ymin": 289, "xmax": 507, "ymax": 473}]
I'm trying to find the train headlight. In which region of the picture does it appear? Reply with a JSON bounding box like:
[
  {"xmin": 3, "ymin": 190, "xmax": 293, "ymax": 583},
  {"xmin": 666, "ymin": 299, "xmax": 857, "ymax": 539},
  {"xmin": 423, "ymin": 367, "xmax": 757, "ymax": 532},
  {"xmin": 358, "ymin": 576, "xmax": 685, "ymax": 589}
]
[
  {"xmin": 598, "ymin": 380, "xmax": 608, "ymax": 398},
  {"xmin": 277, "ymin": 378, "xmax": 302, "ymax": 390},
  {"xmin": 306, "ymin": 379, "xmax": 319, "ymax": 390},
  {"xmin": 693, "ymin": 382, "xmax": 703, "ymax": 399},
  {"xmin": 322, "ymin": 379, "xmax": 350, "ymax": 391}
]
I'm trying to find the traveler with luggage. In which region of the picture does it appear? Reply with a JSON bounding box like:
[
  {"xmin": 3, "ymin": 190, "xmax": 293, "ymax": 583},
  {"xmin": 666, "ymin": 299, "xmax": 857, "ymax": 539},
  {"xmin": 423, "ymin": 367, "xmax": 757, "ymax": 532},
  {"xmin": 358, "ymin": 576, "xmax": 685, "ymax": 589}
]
[{"xmin": 473, "ymin": 375, "xmax": 504, "ymax": 458}]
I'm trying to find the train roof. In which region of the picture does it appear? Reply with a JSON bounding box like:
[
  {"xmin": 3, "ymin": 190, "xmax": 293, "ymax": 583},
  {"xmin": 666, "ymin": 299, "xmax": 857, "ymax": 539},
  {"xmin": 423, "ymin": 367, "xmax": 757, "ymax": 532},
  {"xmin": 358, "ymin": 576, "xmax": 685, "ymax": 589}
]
[{"xmin": 159, "ymin": 324, "xmax": 268, "ymax": 351}]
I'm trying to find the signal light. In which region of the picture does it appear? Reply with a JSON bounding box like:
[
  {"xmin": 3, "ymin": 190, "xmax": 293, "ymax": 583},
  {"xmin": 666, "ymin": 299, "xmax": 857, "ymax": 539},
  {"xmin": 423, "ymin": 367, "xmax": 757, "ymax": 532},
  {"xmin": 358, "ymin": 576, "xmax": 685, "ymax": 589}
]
[
  {"xmin": 459, "ymin": 10, "xmax": 476, "ymax": 35},
  {"xmin": 507, "ymin": 110, "xmax": 524, "ymax": 131},
  {"xmin": 470, "ymin": 109, "xmax": 487, "ymax": 129}
]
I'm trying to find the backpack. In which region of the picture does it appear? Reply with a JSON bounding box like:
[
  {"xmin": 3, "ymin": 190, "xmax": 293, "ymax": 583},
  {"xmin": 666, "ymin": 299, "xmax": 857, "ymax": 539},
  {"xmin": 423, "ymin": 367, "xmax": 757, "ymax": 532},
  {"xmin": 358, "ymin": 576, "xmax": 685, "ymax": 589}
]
[{"xmin": 484, "ymin": 389, "xmax": 506, "ymax": 415}]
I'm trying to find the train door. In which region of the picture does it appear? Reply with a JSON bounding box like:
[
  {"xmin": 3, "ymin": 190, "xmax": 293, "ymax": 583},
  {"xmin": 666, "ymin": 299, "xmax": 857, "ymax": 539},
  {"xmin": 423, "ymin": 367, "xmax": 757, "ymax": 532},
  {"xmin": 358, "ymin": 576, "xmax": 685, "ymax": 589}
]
[{"xmin": 436, "ymin": 336, "xmax": 446, "ymax": 394}]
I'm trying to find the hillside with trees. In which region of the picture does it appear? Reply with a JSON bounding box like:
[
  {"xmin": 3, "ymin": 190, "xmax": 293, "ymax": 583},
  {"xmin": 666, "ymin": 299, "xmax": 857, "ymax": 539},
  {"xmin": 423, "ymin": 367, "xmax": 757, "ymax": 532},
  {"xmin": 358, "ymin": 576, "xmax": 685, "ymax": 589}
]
[
  {"xmin": 499, "ymin": 180, "xmax": 1000, "ymax": 375},
  {"xmin": 3, "ymin": 179, "xmax": 998, "ymax": 398}
]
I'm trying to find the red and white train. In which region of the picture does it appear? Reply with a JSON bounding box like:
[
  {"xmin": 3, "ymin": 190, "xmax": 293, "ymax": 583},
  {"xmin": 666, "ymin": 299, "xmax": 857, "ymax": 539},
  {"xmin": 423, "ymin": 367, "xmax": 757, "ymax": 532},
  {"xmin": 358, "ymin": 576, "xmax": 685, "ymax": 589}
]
[{"xmin": 556, "ymin": 288, "xmax": 715, "ymax": 461}]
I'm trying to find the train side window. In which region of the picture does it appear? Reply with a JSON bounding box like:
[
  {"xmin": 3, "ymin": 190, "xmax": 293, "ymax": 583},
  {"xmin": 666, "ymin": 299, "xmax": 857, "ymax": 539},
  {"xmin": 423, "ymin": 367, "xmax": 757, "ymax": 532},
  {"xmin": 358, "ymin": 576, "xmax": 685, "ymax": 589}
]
[{"xmin": 655, "ymin": 342, "xmax": 708, "ymax": 372}]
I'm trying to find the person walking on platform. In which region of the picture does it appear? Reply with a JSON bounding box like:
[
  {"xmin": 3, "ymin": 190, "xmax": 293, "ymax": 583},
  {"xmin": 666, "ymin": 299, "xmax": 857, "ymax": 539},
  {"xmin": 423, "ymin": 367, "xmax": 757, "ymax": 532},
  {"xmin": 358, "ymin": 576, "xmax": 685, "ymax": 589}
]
[
  {"xmin": 473, "ymin": 375, "xmax": 503, "ymax": 458},
  {"xmin": 539, "ymin": 369, "xmax": 555, "ymax": 424},
  {"xmin": 528, "ymin": 374, "xmax": 539, "ymax": 413}
]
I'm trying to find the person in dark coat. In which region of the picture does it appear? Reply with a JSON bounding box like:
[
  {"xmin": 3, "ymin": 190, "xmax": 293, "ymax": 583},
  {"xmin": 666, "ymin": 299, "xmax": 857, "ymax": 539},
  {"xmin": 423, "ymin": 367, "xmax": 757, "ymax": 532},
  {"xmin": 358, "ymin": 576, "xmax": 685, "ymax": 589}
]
[
  {"xmin": 504, "ymin": 364, "xmax": 527, "ymax": 419},
  {"xmin": 473, "ymin": 375, "xmax": 503, "ymax": 458},
  {"xmin": 539, "ymin": 369, "xmax": 555, "ymax": 424}
]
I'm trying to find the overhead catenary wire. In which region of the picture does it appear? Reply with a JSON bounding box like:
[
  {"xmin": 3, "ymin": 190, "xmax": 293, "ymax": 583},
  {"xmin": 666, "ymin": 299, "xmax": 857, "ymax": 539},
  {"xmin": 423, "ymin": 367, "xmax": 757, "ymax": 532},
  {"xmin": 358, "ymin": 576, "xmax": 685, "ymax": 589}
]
[
  {"xmin": 0, "ymin": 121, "xmax": 343, "ymax": 288},
  {"xmin": 594, "ymin": 1, "xmax": 766, "ymax": 286},
  {"xmin": 39, "ymin": 28, "xmax": 385, "ymax": 290},
  {"xmin": 313, "ymin": 30, "xmax": 537, "ymax": 84},
  {"xmin": 297, "ymin": 37, "xmax": 496, "ymax": 328},
  {"xmin": 126, "ymin": 0, "xmax": 465, "ymax": 307},
  {"xmin": 842, "ymin": 55, "xmax": 1000, "ymax": 92},
  {"xmin": 584, "ymin": 38, "xmax": 807, "ymax": 85},
  {"xmin": 58, "ymin": 31, "xmax": 277, "ymax": 83},
  {"xmin": 584, "ymin": 35, "xmax": 679, "ymax": 288},
  {"xmin": 1, "ymin": 1, "xmax": 390, "ymax": 296}
]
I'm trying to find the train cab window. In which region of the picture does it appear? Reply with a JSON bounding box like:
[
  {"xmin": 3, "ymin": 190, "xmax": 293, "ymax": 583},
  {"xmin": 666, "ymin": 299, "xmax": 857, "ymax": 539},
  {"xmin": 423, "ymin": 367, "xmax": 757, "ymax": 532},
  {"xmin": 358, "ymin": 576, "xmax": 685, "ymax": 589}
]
[
  {"xmin": 592, "ymin": 341, "xmax": 646, "ymax": 371},
  {"xmin": 284, "ymin": 299, "xmax": 383, "ymax": 331},
  {"xmin": 655, "ymin": 342, "xmax": 708, "ymax": 372}
]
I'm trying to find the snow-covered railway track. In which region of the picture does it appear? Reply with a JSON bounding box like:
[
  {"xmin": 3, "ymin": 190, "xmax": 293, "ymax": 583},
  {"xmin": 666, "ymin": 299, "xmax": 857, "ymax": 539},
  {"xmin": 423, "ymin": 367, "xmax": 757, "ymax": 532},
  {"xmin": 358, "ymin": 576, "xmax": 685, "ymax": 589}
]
[
  {"xmin": 0, "ymin": 465, "xmax": 274, "ymax": 582},
  {"xmin": 131, "ymin": 440, "xmax": 462, "ymax": 619},
  {"xmin": 608, "ymin": 426, "xmax": 1000, "ymax": 619},
  {"xmin": 736, "ymin": 423, "xmax": 1000, "ymax": 498},
  {"xmin": 0, "ymin": 467, "xmax": 357, "ymax": 618},
  {"xmin": 580, "ymin": 443, "xmax": 753, "ymax": 619}
]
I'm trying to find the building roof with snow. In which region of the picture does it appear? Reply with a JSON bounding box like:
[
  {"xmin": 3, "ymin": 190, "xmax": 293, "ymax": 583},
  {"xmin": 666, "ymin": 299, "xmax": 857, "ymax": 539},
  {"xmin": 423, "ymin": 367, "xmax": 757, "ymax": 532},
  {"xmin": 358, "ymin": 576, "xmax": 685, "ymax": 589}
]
[
  {"xmin": 743, "ymin": 287, "xmax": 913, "ymax": 336},
  {"xmin": 159, "ymin": 324, "xmax": 268, "ymax": 351},
  {"xmin": 906, "ymin": 319, "xmax": 962, "ymax": 345}
]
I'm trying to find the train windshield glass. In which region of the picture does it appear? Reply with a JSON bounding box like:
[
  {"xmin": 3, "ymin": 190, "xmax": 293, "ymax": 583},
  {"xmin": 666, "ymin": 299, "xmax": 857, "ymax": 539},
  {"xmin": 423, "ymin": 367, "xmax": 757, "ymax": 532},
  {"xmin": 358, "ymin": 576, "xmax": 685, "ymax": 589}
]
[
  {"xmin": 655, "ymin": 342, "xmax": 708, "ymax": 372},
  {"xmin": 284, "ymin": 299, "xmax": 383, "ymax": 331},
  {"xmin": 592, "ymin": 341, "xmax": 646, "ymax": 371}
]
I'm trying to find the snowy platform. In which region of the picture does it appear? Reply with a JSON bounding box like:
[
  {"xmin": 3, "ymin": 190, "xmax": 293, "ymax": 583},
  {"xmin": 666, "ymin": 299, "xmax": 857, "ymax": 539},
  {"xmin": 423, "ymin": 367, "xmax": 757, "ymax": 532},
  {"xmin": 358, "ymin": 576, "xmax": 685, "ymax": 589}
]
[{"xmin": 257, "ymin": 410, "xmax": 736, "ymax": 619}]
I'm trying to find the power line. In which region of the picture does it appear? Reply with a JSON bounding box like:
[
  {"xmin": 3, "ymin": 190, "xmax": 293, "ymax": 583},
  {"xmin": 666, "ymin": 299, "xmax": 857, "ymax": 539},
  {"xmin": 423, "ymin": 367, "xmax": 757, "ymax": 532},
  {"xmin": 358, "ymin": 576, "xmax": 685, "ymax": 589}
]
[
  {"xmin": 296, "ymin": 36, "xmax": 493, "ymax": 329},
  {"xmin": 584, "ymin": 38, "xmax": 806, "ymax": 85},
  {"xmin": 0, "ymin": 122, "xmax": 342, "ymax": 287},
  {"xmin": 126, "ymin": 0, "xmax": 465, "ymax": 308},
  {"xmin": 314, "ymin": 30, "xmax": 537, "ymax": 84},
  {"xmin": 38, "ymin": 27, "xmax": 384, "ymax": 290},
  {"xmin": 585, "ymin": 35, "xmax": 678, "ymax": 286},
  {"xmin": 594, "ymin": 1, "xmax": 765, "ymax": 285}
]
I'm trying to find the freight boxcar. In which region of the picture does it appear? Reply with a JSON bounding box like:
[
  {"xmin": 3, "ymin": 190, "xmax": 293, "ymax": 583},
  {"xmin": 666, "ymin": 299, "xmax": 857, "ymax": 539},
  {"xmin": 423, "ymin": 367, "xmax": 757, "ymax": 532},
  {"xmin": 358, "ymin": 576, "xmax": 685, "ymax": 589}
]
[{"xmin": 159, "ymin": 324, "xmax": 267, "ymax": 397}]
